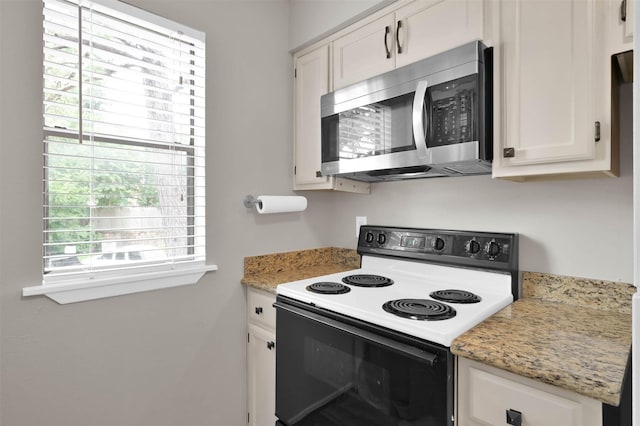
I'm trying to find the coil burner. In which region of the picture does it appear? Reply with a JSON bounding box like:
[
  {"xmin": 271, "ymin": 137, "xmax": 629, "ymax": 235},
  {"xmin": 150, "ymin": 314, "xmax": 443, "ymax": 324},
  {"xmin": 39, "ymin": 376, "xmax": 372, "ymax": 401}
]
[
  {"xmin": 342, "ymin": 274, "xmax": 394, "ymax": 288},
  {"xmin": 306, "ymin": 282, "xmax": 351, "ymax": 295},
  {"xmin": 429, "ymin": 289, "xmax": 481, "ymax": 304},
  {"xmin": 382, "ymin": 299, "xmax": 456, "ymax": 321}
]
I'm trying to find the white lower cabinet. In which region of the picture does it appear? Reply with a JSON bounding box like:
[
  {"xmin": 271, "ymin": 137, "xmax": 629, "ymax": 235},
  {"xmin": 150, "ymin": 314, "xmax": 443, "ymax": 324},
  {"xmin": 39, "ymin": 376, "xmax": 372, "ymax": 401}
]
[
  {"xmin": 246, "ymin": 288, "xmax": 277, "ymax": 426},
  {"xmin": 456, "ymin": 358, "xmax": 601, "ymax": 426}
]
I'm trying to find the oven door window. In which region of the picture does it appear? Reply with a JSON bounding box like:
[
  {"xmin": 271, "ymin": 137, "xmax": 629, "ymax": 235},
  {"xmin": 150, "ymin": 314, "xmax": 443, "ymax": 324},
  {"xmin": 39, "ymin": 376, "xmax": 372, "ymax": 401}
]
[
  {"xmin": 276, "ymin": 304, "xmax": 450, "ymax": 426},
  {"xmin": 322, "ymin": 93, "xmax": 415, "ymax": 163}
]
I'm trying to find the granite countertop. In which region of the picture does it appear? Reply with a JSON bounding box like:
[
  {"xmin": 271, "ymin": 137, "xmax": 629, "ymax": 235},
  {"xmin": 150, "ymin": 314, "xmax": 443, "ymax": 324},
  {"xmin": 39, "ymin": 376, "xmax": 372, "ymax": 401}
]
[
  {"xmin": 241, "ymin": 247, "xmax": 361, "ymax": 293},
  {"xmin": 451, "ymin": 272, "xmax": 635, "ymax": 406},
  {"xmin": 242, "ymin": 248, "xmax": 635, "ymax": 406}
]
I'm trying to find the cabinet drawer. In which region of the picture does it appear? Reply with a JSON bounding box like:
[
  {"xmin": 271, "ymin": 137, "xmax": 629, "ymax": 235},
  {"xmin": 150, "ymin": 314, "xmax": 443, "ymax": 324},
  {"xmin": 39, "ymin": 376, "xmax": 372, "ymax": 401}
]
[
  {"xmin": 247, "ymin": 288, "xmax": 276, "ymax": 331},
  {"xmin": 468, "ymin": 367, "xmax": 581, "ymax": 425},
  {"xmin": 458, "ymin": 365, "xmax": 602, "ymax": 426}
]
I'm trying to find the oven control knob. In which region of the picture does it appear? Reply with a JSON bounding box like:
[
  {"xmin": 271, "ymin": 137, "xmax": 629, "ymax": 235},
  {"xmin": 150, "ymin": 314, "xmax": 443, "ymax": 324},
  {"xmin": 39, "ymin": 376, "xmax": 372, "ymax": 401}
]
[
  {"xmin": 365, "ymin": 232, "xmax": 375, "ymax": 244},
  {"xmin": 432, "ymin": 237, "xmax": 445, "ymax": 252},
  {"xmin": 377, "ymin": 233, "xmax": 386, "ymax": 245},
  {"xmin": 485, "ymin": 239, "xmax": 501, "ymax": 260},
  {"xmin": 465, "ymin": 239, "xmax": 481, "ymax": 255}
]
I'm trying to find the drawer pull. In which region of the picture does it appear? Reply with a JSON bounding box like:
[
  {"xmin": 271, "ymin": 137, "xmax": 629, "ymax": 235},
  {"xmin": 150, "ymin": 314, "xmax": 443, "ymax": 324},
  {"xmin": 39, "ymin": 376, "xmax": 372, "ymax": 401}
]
[
  {"xmin": 506, "ymin": 408, "xmax": 522, "ymax": 426},
  {"xmin": 267, "ymin": 341, "xmax": 275, "ymax": 350},
  {"xmin": 255, "ymin": 306, "xmax": 263, "ymax": 315}
]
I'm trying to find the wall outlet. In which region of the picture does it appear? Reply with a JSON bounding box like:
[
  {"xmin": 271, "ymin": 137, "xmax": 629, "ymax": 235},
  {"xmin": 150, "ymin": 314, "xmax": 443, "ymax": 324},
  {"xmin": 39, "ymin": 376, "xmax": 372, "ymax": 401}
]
[{"xmin": 355, "ymin": 216, "xmax": 367, "ymax": 238}]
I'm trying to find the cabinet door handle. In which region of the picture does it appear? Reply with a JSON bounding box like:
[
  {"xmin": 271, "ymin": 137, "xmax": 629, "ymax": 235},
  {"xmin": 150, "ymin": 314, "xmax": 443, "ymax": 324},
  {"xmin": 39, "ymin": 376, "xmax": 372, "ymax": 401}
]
[
  {"xmin": 396, "ymin": 20, "xmax": 403, "ymax": 54},
  {"xmin": 595, "ymin": 121, "xmax": 601, "ymax": 142},
  {"xmin": 506, "ymin": 409, "xmax": 522, "ymax": 426},
  {"xmin": 384, "ymin": 25, "xmax": 391, "ymax": 58},
  {"xmin": 255, "ymin": 306, "xmax": 263, "ymax": 315},
  {"xmin": 267, "ymin": 341, "xmax": 275, "ymax": 350},
  {"xmin": 503, "ymin": 147, "xmax": 515, "ymax": 158}
]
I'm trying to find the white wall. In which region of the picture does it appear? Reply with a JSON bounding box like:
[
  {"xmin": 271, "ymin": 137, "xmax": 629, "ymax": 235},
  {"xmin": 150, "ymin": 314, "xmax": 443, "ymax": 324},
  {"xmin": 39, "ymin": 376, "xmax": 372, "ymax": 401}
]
[
  {"xmin": 288, "ymin": 0, "xmax": 387, "ymax": 49},
  {"xmin": 0, "ymin": 1, "xmax": 334, "ymax": 425}
]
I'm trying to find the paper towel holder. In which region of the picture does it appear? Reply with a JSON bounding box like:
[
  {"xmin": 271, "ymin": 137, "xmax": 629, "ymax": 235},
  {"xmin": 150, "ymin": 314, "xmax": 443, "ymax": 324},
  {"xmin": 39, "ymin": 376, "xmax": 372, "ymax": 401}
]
[{"xmin": 243, "ymin": 195, "xmax": 261, "ymax": 209}]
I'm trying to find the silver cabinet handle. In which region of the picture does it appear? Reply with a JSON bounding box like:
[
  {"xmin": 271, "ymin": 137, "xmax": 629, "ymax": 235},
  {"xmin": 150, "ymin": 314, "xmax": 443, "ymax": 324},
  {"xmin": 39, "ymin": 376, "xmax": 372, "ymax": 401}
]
[{"xmin": 384, "ymin": 25, "xmax": 391, "ymax": 59}]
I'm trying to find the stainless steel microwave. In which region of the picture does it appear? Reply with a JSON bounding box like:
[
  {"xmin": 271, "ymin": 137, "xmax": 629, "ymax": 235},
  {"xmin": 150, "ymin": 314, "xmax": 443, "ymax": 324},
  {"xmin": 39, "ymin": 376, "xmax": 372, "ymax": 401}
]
[{"xmin": 320, "ymin": 41, "xmax": 492, "ymax": 182}]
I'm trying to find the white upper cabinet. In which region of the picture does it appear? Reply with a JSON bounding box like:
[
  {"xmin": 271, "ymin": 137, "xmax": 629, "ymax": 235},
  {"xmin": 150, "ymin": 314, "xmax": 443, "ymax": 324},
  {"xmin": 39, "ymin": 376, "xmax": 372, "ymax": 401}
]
[
  {"xmin": 491, "ymin": 0, "xmax": 628, "ymax": 180},
  {"xmin": 623, "ymin": 0, "xmax": 633, "ymax": 39},
  {"xmin": 294, "ymin": 45, "xmax": 331, "ymax": 187},
  {"xmin": 293, "ymin": 44, "xmax": 371, "ymax": 193},
  {"xmin": 332, "ymin": 14, "xmax": 397, "ymax": 90},
  {"xmin": 394, "ymin": 0, "xmax": 484, "ymax": 68},
  {"xmin": 333, "ymin": 0, "xmax": 485, "ymax": 89},
  {"xmin": 496, "ymin": 0, "xmax": 596, "ymax": 168}
]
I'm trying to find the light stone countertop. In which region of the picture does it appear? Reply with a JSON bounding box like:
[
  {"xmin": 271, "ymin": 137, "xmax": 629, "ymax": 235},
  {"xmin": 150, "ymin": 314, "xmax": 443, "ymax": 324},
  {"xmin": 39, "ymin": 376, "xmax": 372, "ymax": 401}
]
[
  {"xmin": 241, "ymin": 247, "xmax": 360, "ymax": 293},
  {"xmin": 451, "ymin": 272, "xmax": 635, "ymax": 406},
  {"xmin": 241, "ymin": 250, "xmax": 635, "ymax": 406}
]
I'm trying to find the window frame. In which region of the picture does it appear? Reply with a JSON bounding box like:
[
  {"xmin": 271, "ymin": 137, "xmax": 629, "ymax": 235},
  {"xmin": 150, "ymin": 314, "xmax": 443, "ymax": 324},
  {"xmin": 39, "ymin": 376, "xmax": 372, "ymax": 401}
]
[{"xmin": 23, "ymin": 0, "xmax": 215, "ymax": 304}]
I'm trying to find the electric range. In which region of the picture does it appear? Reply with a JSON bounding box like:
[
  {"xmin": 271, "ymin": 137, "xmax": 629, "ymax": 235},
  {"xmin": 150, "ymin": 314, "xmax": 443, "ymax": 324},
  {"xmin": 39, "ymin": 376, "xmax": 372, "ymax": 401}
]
[
  {"xmin": 277, "ymin": 225, "xmax": 518, "ymax": 346},
  {"xmin": 274, "ymin": 225, "xmax": 518, "ymax": 426}
]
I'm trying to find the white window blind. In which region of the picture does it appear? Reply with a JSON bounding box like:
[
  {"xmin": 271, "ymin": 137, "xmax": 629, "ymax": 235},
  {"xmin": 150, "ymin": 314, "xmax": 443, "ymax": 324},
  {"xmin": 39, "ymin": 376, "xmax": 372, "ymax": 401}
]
[{"xmin": 42, "ymin": 0, "xmax": 206, "ymax": 280}]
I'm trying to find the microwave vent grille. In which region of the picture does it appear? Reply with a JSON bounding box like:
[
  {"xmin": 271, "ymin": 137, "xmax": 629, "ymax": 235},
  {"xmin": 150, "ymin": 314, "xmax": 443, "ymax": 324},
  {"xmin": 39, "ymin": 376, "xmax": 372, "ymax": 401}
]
[{"xmin": 443, "ymin": 162, "xmax": 492, "ymax": 175}]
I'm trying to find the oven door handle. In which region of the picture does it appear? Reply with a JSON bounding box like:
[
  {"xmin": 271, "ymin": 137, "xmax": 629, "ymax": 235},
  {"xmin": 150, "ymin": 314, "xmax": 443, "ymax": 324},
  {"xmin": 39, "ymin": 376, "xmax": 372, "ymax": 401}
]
[{"xmin": 274, "ymin": 301, "xmax": 438, "ymax": 366}]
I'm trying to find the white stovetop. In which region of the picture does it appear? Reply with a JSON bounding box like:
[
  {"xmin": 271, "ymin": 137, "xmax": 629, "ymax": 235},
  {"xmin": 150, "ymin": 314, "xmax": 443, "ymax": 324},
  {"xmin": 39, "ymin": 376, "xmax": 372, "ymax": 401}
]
[{"xmin": 276, "ymin": 256, "xmax": 513, "ymax": 347}]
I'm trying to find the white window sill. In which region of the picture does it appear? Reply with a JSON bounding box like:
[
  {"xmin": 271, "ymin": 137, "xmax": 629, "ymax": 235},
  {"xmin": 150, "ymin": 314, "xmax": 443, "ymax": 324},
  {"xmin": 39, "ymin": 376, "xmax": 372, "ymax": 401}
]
[{"xmin": 23, "ymin": 263, "xmax": 218, "ymax": 304}]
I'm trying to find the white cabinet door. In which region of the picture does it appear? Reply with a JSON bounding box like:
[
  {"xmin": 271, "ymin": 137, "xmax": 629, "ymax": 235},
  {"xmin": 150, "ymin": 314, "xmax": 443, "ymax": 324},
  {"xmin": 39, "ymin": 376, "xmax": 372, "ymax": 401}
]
[
  {"xmin": 294, "ymin": 45, "xmax": 331, "ymax": 187},
  {"xmin": 495, "ymin": 0, "xmax": 596, "ymax": 170},
  {"xmin": 624, "ymin": 0, "xmax": 633, "ymax": 39},
  {"xmin": 332, "ymin": 14, "xmax": 396, "ymax": 89},
  {"xmin": 491, "ymin": 0, "xmax": 629, "ymax": 180},
  {"xmin": 457, "ymin": 358, "xmax": 602, "ymax": 426},
  {"xmin": 333, "ymin": 0, "xmax": 485, "ymax": 89},
  {"xmin": 293, "ymin": 45, "xmax": 371, "ymax": 193},
  {"xmin": 247, "ymin": 324, "xmax": 276, "ymax": 426},
  {"xmin": 395, "ymin": 0, "xmax": 484, "ymax": 68}
]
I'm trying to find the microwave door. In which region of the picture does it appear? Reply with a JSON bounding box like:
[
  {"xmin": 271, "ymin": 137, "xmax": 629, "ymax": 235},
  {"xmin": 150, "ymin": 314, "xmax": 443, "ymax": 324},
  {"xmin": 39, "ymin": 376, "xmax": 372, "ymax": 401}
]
[{"xmin": 412, "ymin": 80, "xmax": 431, "ymax": 162}]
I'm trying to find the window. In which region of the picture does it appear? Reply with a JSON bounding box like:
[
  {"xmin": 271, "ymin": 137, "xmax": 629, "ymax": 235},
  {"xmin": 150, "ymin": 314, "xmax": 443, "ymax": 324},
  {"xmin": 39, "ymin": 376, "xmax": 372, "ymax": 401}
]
[{"xmin": 24, "ymin": 0, "xmax": 214, "ymax": 303}]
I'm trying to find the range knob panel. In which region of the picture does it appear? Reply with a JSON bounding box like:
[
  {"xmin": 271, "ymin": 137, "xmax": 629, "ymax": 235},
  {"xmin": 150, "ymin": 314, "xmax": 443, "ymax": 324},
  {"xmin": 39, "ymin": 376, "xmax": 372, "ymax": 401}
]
[{"xmin": 358, "ymin": 227, "xmax": 515, "ymax": 267}]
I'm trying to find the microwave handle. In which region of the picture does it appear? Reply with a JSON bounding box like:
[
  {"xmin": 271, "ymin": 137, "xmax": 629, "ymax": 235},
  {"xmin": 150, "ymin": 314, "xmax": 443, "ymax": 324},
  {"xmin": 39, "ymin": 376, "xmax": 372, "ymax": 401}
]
[{"xmin": 412, "ymin": 80, "xmax": 429, "ymax": 153}]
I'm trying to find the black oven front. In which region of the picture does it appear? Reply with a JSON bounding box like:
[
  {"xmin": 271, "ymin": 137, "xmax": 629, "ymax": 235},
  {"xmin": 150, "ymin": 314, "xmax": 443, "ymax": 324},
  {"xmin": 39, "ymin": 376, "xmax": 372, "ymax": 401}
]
[{"xmin": 274, "ymin": 296, "xmax": 454, "ymax": 426}]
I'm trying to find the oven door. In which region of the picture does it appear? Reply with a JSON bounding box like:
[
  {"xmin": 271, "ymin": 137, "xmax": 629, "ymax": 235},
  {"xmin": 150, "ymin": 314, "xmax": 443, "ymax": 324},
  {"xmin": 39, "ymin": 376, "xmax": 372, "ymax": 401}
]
[{"xmin": 274, "ymin": 296, "xmax": 453, "ymax": 426}]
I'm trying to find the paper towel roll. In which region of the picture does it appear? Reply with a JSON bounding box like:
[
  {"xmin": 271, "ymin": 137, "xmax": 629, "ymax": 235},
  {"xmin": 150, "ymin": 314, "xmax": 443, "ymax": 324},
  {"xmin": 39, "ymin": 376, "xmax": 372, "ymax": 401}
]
[{"xmin": 256, "ymin": 195, "xmax": 307, "ymax": 214}]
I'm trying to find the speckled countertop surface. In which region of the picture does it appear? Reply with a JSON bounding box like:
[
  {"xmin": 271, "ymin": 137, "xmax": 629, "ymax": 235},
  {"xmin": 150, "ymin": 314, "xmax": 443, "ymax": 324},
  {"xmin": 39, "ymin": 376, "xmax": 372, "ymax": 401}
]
[
  {"xmin": 242, "ymin": 250, "xmax": 635, "ymax": 406},
  {"xmin": 241, "ymin": 247, "xmax": 360, "ymax": 294},
  {"xmin": 451, "ymin": 272, "xmax": 635, "ymax": 406}
]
